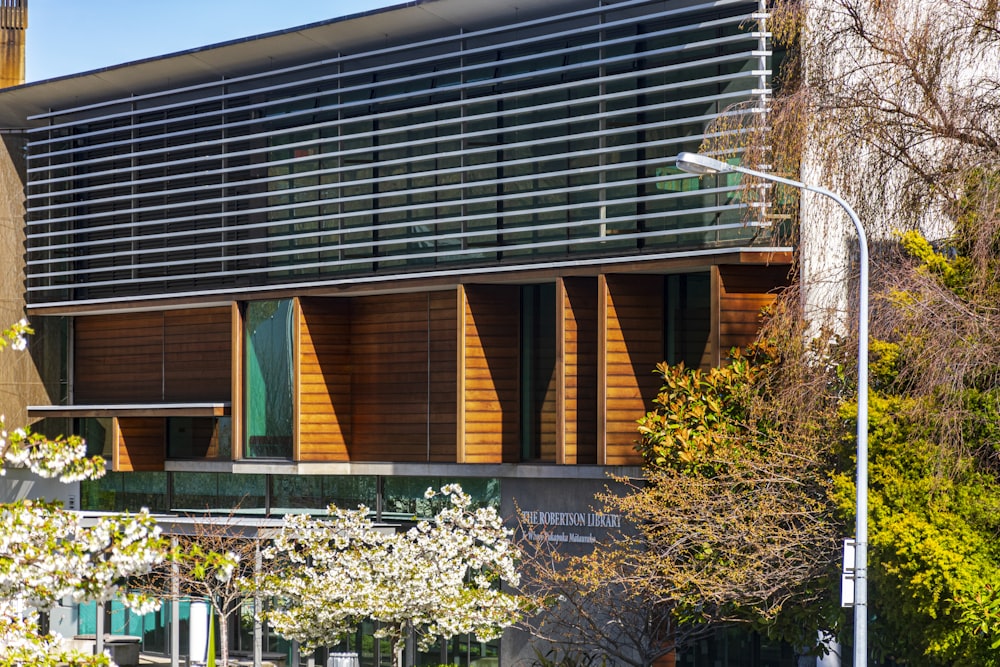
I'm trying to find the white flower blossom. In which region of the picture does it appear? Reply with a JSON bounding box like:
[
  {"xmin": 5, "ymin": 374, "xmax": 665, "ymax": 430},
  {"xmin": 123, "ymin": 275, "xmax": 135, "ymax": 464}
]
[
  {"xmin": 251, "ymin": 484, "xmax": 526, "ymax": 665},
  {"xmin": 0, "ymin": 321, "xmax": 168, "ymax": 664}
]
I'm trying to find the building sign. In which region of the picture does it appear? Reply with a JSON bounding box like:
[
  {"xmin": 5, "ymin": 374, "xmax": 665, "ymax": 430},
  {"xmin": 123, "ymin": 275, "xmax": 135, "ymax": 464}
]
[
  {"xmin": 518, "ymin": 510, "xmax": 622, "ymax": 546},
  {"xmin": 502, "ymin": 476, "xmax": 634, "ymax": 556}
]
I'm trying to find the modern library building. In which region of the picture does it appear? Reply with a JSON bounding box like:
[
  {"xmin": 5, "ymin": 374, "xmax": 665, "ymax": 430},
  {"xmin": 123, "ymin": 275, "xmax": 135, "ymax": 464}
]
[{"xmin": 0, "ymin": 0, "xmax": 798, "ymax": 663}]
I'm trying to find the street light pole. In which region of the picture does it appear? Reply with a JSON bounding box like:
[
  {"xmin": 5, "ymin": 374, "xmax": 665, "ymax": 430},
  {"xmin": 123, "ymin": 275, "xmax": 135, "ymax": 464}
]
[{"xmin": 674, "ymin": 152, "xmax": 869, "ymax": 667}]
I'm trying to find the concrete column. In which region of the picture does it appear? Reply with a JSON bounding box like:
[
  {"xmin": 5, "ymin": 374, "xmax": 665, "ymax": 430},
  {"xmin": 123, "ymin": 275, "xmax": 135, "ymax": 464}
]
[{"xmin": 96, "ymin": 602, "xmax": 104, "ymax": 656}]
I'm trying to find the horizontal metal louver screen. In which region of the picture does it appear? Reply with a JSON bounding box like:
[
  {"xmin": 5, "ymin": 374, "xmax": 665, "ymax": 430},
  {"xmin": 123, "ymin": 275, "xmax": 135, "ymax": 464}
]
[{"xmin": 24, "ymin": 0, "xmax": 775, "ymax": 307}]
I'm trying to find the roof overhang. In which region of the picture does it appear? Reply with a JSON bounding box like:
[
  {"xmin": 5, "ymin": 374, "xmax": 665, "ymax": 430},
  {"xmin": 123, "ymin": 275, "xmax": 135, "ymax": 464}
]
[{"xmin": 0, "ymin": 0, "xmax": 582, "ymax": 128}]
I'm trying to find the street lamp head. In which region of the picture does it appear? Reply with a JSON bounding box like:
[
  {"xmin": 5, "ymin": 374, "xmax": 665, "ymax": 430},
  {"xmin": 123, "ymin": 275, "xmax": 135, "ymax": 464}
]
[{"xmin": 674, "ymin": 152, "xmax": 733, "ymax": 175}]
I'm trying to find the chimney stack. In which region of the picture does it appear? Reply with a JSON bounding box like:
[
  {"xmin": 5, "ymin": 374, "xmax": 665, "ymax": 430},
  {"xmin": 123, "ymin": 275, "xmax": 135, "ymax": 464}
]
[{"xmin": 0, "ymin": 0, "xmax": 26, "ymax": 87}]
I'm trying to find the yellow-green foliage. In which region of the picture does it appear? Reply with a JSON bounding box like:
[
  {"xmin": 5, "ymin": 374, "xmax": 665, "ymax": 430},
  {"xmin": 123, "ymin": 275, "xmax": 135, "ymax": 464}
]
[
  {"xmin": 635, "ymin": 308, "xmax": 1000, "ymax": 663},
  {"xmin": 834, "ymin": 375, "xmax": 1000, "ymax": 665},
  {"xmin": 898, "ymin": 230, "xmax": 973, "ymax": 293},
  {"xmin": 868, "ymin": 339, "xmax": 903, "ymax": 392}
]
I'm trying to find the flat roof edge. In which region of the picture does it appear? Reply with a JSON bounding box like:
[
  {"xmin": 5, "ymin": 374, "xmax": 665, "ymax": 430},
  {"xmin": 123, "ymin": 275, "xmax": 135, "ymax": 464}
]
[{"xmin": 28, "ymin": 403, "xmax": 230, "ymax": 418}]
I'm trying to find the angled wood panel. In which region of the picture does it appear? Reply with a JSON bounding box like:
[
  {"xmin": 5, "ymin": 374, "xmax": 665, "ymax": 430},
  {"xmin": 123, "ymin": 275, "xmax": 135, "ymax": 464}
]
[
  {"xmin": 559, "ymin": 277, "xmax": 598, "ymax": 464},
  {"xmin": 230, "ymin": 302, "xmax": 244, "ymax": 460},
  {"xmin": 115, "ymin": 417, "xmax": 165, "ymax": 472},
  {"xmin": 428, "ymin": 291, "xmax": 458, "ymax": 461},
  {"xmin": 601, "ymin": 275, "xmax": 663, "ymax": 466},
  {"xmin": 75, "ymin": 313, "xmax": 164, "ymax": 403},
  {"xmin": 718, "ymin": 264, "xmax": 790, "ymax": 353},
  {"xmin": 298, "ymin": 297, "xmax": 351, "ymax": 462},
  {"xmin": 163, "ymin": 307, "xmax": 232, "ymax": 401},
  {"xmin": 75, "ymin": 307, "xmax": 232, "ymax": 404},
  {"xmin": 461, "ymin": 285, "xmax": 519, "ymax": 464},
  {"xmin": 350, "ymin": 293, "xmax": 428, "ymax": 462}
]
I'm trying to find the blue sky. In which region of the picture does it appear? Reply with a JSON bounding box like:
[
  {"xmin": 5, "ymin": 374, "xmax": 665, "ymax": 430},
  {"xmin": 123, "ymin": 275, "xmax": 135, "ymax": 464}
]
[{"xmin": 26, "ymin": 0, "xmax": 402, "ymax": 82}]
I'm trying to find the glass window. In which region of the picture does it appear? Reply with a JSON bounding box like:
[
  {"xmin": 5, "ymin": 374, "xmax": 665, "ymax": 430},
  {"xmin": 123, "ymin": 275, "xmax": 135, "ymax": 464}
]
[
  {"xmin": 520, "ymin": 284, "xmax": 557, "ymax": 461},
  {"xmin": 665, "ymin": 272, "xmax": 712, "ymax": 369},
  {"xmin": 244, "ymin": 300, "xmax": 294, "ymax": 459},
  {"xmin": 167, "ymin": 417, "xmax": 231, "ymax": 460},
  {"xmin": 80, "ymin": 471, "xmax": 169, "ymax": 512},
  {"xmin": 172, "ymin": 472, "xmax": 266, "ymax": 511},
  {"xmin": 270, "ymin": 475, "xmax": 377, "ymax": 512},
  {"xmin": 382, "ymin": 477, "xmax": 500, "ymax": 520},
  {"xmin": 677, "ymin": 627, "xmax": 797, "ymax": 667}
]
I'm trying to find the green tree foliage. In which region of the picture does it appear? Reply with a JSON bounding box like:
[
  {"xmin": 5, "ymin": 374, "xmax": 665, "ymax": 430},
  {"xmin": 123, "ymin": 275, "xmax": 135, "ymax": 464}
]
[
  {"xmin": 634, "ymin": 348, "xmax": 765, "ymax": 474},
  {"xmin": 692, "ymin": 0, "xmax": 1000, "ymax": 659},
  {"xmin": 515, "ymin": 342, "xmax": 839, "ymax": 663},
  {"xmin": 825, "ymin": 215, "xmax": 1000, "ymax": 664}
]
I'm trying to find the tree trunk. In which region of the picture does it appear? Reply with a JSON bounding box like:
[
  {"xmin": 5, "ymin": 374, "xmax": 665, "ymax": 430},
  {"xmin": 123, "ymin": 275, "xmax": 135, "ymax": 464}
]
[
  {"xmin": 394, "ymin": 630, "xmax": 407, "ymax": 667},
  {"xmin": 219, "ymin": 607, "xmax": 229, "ymax": 667}
]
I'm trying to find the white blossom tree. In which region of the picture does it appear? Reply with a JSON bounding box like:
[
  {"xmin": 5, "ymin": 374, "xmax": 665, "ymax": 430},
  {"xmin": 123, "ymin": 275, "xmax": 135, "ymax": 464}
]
[
  {"xmin": 0, "ymin": 320, "xmax": 169, "ymax": 667},
  {"xmin": 254, "ymin": 484, "xmax": 526, "ymax": 667}
]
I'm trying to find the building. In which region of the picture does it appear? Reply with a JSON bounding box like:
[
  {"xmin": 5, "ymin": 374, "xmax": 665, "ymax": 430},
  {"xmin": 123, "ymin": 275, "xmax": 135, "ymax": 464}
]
[{"xmin": 0, "ymin": 0, "xmax": 794, "ymax": 663}]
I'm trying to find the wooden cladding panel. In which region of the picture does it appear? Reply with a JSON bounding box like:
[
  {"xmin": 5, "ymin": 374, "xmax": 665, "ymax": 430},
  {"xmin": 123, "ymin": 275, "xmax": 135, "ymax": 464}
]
[
  {"xmin": 163, "ymin": 308, "xmax": 232, "ymax": 401},
  {"xmin": 298, "ymin": 298, "xmax": 351, "ymax": 462},
  {"xmin": 427, "ymin": 291, "xmax": 458, "ymax": 461},
  {"xmin": 75, "ymin": 312, "xmax": 163, "ymax": 403},
  {"xmin": 462, "ymin": 285, "xmax": 519, "ymax": 464},
  {"xmin": 349, "ymin": 294, "xmax": 429, "ymax": 462},
  {"xmin": 560, "ymin": 277, "xmax": 599, "ymax": 464},
  {"xmin": 538, "ymin": 373, "xmax": 558, "ymax": 462},
  {"xmin": 75, "ymin": 307, "xmax": 232, "ymax": 404},
  {"xmin": 230, "ymin": 302, "xmax": 244, "ymax": 460},
  {"xmin": 297, "ymin": 293, "xmax": 457, "ymax": 464},
  {"xmin": 116, "ymin": 417, "xmax": 165, "ymax": 472},
  {"xmin": 719, "ymin": 265, "xmax": 790, "ymax": 352},
  {"xmin": 603, "ymin": 275, "xmax": 663, "ymax": 466},
  {"xmin": 349, "ymin": 293, "xmax": 457, "ymax": 462}
]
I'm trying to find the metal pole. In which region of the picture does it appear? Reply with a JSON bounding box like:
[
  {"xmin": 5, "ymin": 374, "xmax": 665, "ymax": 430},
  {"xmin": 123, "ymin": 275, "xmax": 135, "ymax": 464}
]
[
  {"xmin": 673, "ymin": 153, "xmax": 869, "ymax": 667},
  {"xmin": 172, "ymin": 537, "xmax": 180, "ymax": 667},
  {"xmin": 255, "ymin": 541, "xmax": 263, "ymax": 667},
  {"xmin": 804, "ymin": 184, "xmax": 868, "ymax": 667}
]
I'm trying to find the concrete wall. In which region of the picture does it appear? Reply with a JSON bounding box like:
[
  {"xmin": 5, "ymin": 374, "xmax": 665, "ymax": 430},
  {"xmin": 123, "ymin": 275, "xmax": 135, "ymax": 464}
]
[
  {"xmin": 0, "ymin": 131, "xmax": 47, "ymax": 429},
  {"xmin": 0, "ymin": 466, "xmax": 78, "ymax": 507}
]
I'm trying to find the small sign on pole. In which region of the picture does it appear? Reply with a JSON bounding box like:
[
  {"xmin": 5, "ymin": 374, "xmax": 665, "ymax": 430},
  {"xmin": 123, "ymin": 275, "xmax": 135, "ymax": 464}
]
[{"xmin": 841, "ymin": 538, "xmax": 856, "ymax": 607}]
